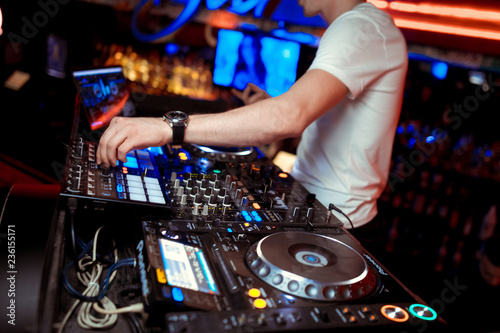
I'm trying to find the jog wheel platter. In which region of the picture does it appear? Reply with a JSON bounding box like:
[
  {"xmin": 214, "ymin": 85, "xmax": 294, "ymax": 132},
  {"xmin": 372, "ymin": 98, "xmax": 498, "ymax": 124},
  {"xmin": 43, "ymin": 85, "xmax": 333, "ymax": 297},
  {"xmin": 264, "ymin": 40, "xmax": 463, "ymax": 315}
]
[
  {"xmin": 184, "ymin": 144, "xmax": 258, "ymax": 162},
  {"xmin": 245, "ymin": 232, "xmax": 378, "ymax": 302}
]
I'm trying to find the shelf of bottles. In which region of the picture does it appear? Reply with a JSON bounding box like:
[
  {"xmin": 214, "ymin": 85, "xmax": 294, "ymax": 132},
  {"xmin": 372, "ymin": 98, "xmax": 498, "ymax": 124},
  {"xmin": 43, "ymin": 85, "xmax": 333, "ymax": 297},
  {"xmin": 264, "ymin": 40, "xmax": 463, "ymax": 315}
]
[{"xmin": 97, "ymin": 43, "xmax": 220, "ymax": 101}]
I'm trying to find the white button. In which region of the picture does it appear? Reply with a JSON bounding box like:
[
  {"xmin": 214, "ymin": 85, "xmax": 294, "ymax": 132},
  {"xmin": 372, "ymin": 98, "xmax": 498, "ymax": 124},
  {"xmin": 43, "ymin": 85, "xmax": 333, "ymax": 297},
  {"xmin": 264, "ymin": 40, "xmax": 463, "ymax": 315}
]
[
  {"xmin": 127, "ymin": 180, "xmax": 143, "ymax": 189},
  {"xmin": 144, "ymin": 177, "xmax": 160, "ymax": 185},
  {"xmin": 126, "ymin": 175, "xmax": 142, "ymax": 183},
  {"xmin": 149, "ymin": 195, "xmax": 166, "ymax": 204},
  {"xmin": 147, "ymin": 189, "xmax": 163, "ymax": 197},
  {"xmin": 128, "ymin": 187, "xmax": 145, "ymax": 195},
  {"xmin": 145, "ymin": 183, "xmax": 162, "ymax": 192},
  {"xmin": 129, "ymin": 193, "xmax": 147, "ymax": 202}
]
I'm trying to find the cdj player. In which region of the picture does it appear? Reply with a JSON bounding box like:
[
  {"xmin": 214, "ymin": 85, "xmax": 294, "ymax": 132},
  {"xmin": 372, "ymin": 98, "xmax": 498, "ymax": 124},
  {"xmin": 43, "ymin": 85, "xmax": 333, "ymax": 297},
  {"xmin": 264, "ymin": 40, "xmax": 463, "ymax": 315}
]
[{"xmin": 58, "ymin": 95, "xmax": 446, "ymax": 332}]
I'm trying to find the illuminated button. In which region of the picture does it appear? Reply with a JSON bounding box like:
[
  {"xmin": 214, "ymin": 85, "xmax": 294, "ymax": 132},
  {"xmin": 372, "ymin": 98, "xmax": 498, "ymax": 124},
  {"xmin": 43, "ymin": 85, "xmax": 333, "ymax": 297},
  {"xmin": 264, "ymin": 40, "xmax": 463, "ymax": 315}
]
[
  {"xmin": 146, "ymin": 183, "xmax": 162, "ymax": 192},
  {"xmin": 144, "ymin": 177, "xmax": 160, "ymax": 185},
  {"xmin": 156, "ymin": 268, "xmax": 167, "ymax": 283},
  {"xmin": 129, "ymin": 193, "xmax": 147, "ymax": 202},
  {"xmin": 148, "ymin": 189, "xmax": 164, "ymax": 197},
  {"xmin": 172, "ymin": 287, "xmax": 184, "ymax": 302},
  {"xmin": 241, "ymin": 211, "xmax": 252, "ymax": 222},
  {"xmin": 409, "ymin": 304, "xmax": 437, "ymax": 321},
  {"xmin": 253, "ymin": 298, "xmax": 267, "ymax": 309},
  {"xmin": 126, "ymin": 175, "xmax": 142, "ymax": 182},
  {"xmin": 248, "ymin": 288, "xmax": 261, "ymax": 298},
  {"xmin": 278, "ymin": 173, "xmax": 288, "ymax": 178},
  {"xmin": 149, "ymin": 195, "xmax": 166, "ymax": 204},
  {"xmin": 122, "ymin": 167, "xmax": 128, "ymax": 174},
  {"xmin": 252, "ymin": 203, "xmax": 261, "ymax": 210},
  {"xmin": 381, "ymin": 305, "xmax": 409, "ymax": 322},
  {"xmin": 341, "ymin": 307, "xmax": 352, "ymax": 314},
  {"xmin": 251, "ymin": 211, "xmax": 263, "ymax": 222},
  {"xmin": 128, "ymin": 186, "xmax": 145, "ymax": 195}
]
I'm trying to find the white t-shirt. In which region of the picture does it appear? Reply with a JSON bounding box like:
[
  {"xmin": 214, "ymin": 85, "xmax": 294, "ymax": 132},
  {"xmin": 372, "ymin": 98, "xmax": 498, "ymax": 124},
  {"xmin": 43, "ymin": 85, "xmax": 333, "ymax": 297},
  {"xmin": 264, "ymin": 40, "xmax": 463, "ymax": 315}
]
[{"xmin": 290, "ymin": 3, "xmax": 408, "ymax": 228}]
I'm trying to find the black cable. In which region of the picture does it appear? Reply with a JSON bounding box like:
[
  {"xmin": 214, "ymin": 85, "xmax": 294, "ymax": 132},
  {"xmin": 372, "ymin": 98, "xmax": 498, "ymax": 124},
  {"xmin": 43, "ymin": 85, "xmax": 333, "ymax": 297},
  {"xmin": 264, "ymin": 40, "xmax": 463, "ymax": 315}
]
[
  {"xmin": 328, "ymin": 203, "xmax": 354, "ymax": 229},
  {"xmin": 67, "ymin": 197, "xmax": 78, "ymax": 261}
]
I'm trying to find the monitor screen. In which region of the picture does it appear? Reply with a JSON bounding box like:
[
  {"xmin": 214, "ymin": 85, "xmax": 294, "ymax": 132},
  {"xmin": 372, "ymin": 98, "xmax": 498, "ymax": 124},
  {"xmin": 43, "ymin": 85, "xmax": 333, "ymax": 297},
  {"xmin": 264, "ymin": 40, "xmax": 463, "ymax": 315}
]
[
  {"xmin": 213, "ymin": 29, "xmax": 301, "ymax": 97},
  {"xmin": 72, "ymin": 67, "xmax": 130, "ymax": 130}
]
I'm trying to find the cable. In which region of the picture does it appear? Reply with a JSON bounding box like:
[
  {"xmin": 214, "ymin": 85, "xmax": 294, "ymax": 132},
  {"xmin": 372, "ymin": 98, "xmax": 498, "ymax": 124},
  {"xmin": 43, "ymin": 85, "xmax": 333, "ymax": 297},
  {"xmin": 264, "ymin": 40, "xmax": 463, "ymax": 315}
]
[
  {"xmin": 328, "ymin": 203, "xmax": 355, "ymax": 229},
  {"xmin": 57, "ymin": 226, "xmax": 138, "ymax": 332}
]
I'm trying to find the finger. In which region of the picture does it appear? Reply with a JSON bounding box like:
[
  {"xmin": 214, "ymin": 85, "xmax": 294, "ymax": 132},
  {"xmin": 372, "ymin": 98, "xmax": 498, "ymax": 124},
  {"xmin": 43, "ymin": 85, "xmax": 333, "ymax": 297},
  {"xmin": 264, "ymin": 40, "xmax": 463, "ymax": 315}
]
[
  {"xmin": 231, "ymin": 88, "xmax": 244, "ymax": 100},
  {"xmin": 241, "ymin": 85, "xmax": 252, "ymax": 103},
  {"xmin": 116, "ymin": 138, "xmax": 136, "ymax": 162},
  {"xmin": 247, "ymin": 82, "xmax": 261, "ymax": 92}
]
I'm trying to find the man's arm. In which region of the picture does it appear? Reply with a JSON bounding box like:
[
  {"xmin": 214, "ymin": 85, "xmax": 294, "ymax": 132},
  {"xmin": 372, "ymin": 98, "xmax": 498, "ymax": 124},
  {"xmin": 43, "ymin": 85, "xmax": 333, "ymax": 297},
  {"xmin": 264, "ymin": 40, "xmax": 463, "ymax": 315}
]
[{"xmin": 96, "ymin": 69, "xmax": 347, "ymax": 167}]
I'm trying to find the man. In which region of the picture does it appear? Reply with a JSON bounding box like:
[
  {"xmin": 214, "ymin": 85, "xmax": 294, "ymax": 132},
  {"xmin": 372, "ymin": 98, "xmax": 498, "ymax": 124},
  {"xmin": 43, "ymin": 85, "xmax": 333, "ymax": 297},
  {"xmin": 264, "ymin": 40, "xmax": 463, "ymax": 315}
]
[{"xmin": 97, "ymin": 0, "xmax": 408, "ymax": 228}]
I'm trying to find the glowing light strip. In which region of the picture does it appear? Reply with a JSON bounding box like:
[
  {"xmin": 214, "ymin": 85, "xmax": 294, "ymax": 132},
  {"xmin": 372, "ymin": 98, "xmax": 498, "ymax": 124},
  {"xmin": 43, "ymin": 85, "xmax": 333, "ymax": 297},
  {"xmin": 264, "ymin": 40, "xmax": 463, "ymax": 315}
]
[
  {"xmin": 368, "ymin": 0, "xmax": 500, "ymax": 22},
  {"xmin": 390, "ymin": 2, "xmax": 500, "ymax": 22},
  {"xmin": 394, "ymin": 18, "xmax": 500, "ymax": 41}
]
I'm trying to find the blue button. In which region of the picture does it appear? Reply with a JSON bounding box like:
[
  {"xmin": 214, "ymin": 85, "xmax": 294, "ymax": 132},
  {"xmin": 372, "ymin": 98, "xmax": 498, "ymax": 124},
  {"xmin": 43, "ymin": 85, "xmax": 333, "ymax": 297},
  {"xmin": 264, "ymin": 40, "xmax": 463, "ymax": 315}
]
[
  {"xmin": 241, "ymin": 211, "xmax": 252, "ymax": 222},
  {"xmin": 251, "ymin": 211, "xmax": 262, "ymax": 222},
  {"xmin": 172, "ymin": 287, "xmax": 184, "ymax": 302}
]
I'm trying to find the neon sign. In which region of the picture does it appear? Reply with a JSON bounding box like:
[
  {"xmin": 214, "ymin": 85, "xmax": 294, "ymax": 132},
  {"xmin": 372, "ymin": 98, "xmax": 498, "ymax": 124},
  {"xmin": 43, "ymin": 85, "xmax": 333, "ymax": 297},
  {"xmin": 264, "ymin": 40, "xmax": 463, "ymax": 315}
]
[{"xmin": 132, "ymin": 0, "xmax": 271, "ymax": 43}]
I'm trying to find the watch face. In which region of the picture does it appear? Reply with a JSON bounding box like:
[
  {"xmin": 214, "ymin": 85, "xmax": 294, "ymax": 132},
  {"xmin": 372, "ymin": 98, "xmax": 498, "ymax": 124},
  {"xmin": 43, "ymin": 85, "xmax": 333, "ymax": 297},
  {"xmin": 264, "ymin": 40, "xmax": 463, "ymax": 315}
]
[{"xmin": 167, "ymin": 111, "xmax": 188, "ymax": 123}]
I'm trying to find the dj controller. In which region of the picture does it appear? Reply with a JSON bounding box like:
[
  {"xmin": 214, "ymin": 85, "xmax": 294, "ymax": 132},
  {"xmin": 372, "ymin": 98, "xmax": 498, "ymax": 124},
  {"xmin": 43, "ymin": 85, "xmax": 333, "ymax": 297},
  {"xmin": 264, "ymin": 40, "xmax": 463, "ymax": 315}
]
[{"xmin": 60, "ymin": 133, "xmax": 445, "ymax": 332}]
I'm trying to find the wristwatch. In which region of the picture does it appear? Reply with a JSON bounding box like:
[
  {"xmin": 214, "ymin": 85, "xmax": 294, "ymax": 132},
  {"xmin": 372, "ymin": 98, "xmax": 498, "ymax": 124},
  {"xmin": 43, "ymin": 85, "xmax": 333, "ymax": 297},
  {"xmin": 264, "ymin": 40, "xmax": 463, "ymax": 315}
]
[{"xmin": 163, "ymin": 110, "xmax": 189, "ymax": 148}]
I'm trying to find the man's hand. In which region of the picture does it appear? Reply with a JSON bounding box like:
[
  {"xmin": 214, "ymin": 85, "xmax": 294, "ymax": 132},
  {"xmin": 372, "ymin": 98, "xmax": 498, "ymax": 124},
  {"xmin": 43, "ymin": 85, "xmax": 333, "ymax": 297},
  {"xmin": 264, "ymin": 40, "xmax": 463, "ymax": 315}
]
[
  {"xmin": 232, "ymin": 83, "xmax": 271, "ymax": 105},
  {"xmin": 96, "ymin": 116, "xmax": 171, "ymax": 167}
]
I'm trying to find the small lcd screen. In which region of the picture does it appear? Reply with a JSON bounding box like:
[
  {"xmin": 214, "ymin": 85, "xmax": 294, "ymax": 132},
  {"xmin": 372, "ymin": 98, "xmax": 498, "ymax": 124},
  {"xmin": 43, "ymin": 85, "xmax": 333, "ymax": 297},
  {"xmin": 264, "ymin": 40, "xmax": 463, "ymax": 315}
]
[
  {"xmin": 73, "ymin": 67, "xmax": 130, "ymax": 130},
  {"xmin": 159, "ymin": 238, "xmax": 219, "ymax": 295},
  {"xmin": 213, "ymin": 29, "xmax": 301, "ymax": 97}
]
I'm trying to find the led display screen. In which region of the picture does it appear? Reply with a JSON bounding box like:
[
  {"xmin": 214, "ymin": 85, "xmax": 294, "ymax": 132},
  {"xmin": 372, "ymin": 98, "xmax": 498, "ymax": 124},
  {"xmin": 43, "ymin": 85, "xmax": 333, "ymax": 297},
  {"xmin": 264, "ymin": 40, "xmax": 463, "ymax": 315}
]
[{"xmin": 159, "ymin": 238, "xmax": 219, "ymax": 295}]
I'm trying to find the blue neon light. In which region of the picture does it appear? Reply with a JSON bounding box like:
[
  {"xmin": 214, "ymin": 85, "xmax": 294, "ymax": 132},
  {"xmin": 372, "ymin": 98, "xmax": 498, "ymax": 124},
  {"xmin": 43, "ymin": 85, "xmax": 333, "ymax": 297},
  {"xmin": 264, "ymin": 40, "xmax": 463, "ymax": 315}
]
[
  {"xmin": 227, "ymin": 228, "xmax": 233, "ymax": 233},
  {"xmin": 431, "ymin": 62, "xmax": 448, "ymax": 80},
  {"xmin": 131, "ymin": 0, "xmax": 202, "ymax": 43},
  {"xmin": 165, "ymin": 43, "xmax": 180, "ymax": 55},
  {"xmin": 408, "ymin": 138, "xmax": 416, "ymax": 149},
  {"xmin": 271, "ymin": 0, "xmax": 327, "ymax": 27},
  {"xmin": 172, "ymin": 287, "xmax": 184, "ymax": 302},
  {"xmin": 271, "ymin": 29, "xmax": 320, "ymax": 46}
]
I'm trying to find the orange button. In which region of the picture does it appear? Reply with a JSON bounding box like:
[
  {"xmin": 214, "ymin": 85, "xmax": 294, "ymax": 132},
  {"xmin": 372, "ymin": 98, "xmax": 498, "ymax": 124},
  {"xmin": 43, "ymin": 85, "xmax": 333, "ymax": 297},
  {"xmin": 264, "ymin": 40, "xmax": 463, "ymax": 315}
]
[
  {"xmin": 156, "ymin": 268, "xmax": 167, "ymax": 284},
  {"xmin": 252, "ymin": 203, "xmax": 261, "ymax": 210},
  {"xmin": 248, "ymin": 288, "xmax": 261, "ymax": 298},
  {"xmin": 381, "ymin": 305, "xmax": 409, "ymax": 322},
  {"xmin": 278, "ymin": 173, "xmax": 288, "ymax": 178},
  {"xmin": 253, "ymin": 298, "xmax": 267, "ymax": 309}
]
